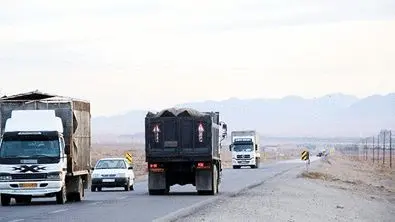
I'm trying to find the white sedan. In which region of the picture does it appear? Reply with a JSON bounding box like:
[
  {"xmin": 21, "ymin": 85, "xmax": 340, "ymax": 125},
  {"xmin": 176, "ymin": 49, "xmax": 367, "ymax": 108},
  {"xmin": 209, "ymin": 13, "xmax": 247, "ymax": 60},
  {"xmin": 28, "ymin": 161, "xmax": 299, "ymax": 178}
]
[{"xmin": 91, "ymin": 158, "xmax": 135, "ymax": 192}]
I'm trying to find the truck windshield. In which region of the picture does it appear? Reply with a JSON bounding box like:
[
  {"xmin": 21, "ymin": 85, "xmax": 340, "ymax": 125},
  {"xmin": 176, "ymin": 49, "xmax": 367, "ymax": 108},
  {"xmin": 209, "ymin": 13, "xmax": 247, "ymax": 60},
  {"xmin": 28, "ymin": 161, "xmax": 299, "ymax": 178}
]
[
  {"xmin": 233, "ymin": 144, "xmax": 253, "ymax": 152},
  {"xmin": 0, "ymin": 138, "xmax": 60, "ymax": 158}
]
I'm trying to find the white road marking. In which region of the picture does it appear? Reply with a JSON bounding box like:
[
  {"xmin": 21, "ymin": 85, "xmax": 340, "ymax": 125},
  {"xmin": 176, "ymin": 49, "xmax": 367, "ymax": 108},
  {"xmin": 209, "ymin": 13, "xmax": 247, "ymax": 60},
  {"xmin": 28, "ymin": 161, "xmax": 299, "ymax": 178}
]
[
  {"xmin": 8, "ymin": 219, "xmax": 24, "ymax": 222},
  {"xmin": 88, "ymin": 201, "xmax": 103, "ymax": 205},
  {"xmin": 48, "ymin": 209, "xmax": 68, "ymax": 214},
  {"xmin": 117, "ymin": 196, "xmax": 127, "ymax": 200}
]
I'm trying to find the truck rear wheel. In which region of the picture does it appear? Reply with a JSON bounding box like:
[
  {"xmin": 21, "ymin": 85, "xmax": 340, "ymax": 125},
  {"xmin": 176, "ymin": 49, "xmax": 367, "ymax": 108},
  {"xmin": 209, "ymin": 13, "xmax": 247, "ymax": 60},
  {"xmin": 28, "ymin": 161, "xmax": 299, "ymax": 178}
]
[
  {"xmin": 74, "ymin": 179, "xmax": 84, "ymax": 202},
  {"xmin": 148, "ymin": 188, "xmax": 167, "ymax": 195},
  {"xmin": 1, "ymin": 194, "xmax": 11, "ymax": 206},
  {"xmin": 210, "ymin": 164, "xmax": 219, "ymax": 195},
  {"xmin": 198, "ymin": 164, "xmax": 218, "ymax": 195}
]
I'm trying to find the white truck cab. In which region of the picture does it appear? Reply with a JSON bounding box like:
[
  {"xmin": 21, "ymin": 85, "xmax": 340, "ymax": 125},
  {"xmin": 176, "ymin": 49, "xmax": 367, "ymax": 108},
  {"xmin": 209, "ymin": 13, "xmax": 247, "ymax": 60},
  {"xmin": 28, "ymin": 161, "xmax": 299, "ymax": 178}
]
[
  {"xmin": 0, "ymin": 110, "xmax": 67, "ymax": 205},
  {"xmin": 229, "ymin": 130, "xmax": 260, "ymax": 169}
]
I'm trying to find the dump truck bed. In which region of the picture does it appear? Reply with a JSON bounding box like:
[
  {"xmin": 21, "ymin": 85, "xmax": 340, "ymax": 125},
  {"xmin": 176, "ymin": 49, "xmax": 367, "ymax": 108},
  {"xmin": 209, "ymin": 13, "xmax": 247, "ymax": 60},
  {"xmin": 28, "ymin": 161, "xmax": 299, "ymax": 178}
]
[{"xmin": 145, "ymin": 108, "xmax": 220, "ymax": 162}]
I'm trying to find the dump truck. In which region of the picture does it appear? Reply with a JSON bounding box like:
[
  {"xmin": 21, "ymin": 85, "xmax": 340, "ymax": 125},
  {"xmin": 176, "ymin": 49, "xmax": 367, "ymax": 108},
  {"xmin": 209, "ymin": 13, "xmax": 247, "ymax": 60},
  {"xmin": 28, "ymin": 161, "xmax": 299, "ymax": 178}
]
[
  {"xmin": 0, "ymin": 91, "xmax": 91, "ymax": 206},
  {"xmin": 229, "ymin": 130, "xmax": 260, "ymax": 169},
  {"xmin": 145, "ymin": 108, "xmax": 227, "ymax": 195}
]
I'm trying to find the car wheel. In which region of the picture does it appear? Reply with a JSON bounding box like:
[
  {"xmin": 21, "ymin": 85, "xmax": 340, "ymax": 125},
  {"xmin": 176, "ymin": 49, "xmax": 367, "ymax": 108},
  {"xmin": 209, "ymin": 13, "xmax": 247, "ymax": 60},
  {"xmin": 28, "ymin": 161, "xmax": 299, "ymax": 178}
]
[{"xmin": 124, "ymin": 179, "xmax": 130, "ymax": 191}]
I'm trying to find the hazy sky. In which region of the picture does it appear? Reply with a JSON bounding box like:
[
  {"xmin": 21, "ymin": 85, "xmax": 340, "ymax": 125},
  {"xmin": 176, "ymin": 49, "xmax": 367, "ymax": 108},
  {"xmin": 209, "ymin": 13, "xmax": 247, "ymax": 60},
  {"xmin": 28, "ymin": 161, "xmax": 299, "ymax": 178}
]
[{"xmin": 1, "ymin": 0, "xmax": 394, "ymax": 116}]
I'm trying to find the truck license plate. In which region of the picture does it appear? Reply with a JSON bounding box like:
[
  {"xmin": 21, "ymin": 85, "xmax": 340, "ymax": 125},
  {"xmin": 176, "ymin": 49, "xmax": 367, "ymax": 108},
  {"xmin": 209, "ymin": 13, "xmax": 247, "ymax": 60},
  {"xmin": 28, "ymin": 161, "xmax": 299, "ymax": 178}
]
[
  {"xmin": 19, "ymin": 183, "xmax": 37, "ymax": 188},
  {"xmin": 102, "ymin": 179, "xmax": 115, "ymax": 182}
]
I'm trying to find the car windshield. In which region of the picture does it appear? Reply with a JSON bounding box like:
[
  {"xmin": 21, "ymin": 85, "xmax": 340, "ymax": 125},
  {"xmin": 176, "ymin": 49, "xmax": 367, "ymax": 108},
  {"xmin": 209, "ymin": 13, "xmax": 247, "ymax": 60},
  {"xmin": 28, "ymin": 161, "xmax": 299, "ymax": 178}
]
[
  {"xmin": 233, "ymin": 144, "xmax": 253, "ymax": 152},
  {"xmin": 0, "ymin": 139, "xmax": 60, "ymax": 158},
  {"xmin": 95, "ymin": 159, "xmax": 126, "ymax": 169}
]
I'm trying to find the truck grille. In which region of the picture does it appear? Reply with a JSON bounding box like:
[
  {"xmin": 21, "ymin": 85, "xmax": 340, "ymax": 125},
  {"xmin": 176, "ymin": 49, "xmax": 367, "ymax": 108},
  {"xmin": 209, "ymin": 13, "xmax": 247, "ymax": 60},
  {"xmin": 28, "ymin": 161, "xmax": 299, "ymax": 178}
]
[
  {"xmin": 11, "ymin": 173, "xmax": 47, "ymax": 180},
  {"xmin": 236, "ymin": 155, "xmax": 251, "ymax": 159}
]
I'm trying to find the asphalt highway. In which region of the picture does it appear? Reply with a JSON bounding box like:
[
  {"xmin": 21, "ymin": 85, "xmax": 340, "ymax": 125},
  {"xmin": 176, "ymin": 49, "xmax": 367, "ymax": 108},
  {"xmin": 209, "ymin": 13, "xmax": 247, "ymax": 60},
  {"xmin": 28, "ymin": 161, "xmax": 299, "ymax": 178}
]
[{"xmin": 0, "ymin": 157, "xmax": 319, "ymax": 222}]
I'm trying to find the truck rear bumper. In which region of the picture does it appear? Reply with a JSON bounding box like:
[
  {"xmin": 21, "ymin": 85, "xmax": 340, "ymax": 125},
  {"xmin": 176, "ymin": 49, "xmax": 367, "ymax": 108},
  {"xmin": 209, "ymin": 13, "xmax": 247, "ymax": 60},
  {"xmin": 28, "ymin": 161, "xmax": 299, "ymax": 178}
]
[{"xmin": 0, "ymin": 181, "xmax": 62, "ymax": 196}]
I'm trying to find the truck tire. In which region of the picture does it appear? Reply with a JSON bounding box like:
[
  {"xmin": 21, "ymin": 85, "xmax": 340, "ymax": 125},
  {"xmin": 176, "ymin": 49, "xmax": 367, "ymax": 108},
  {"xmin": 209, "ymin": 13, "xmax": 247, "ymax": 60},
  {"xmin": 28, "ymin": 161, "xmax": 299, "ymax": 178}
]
[
  {"xmin": 210, "ymin": 164, "xmax": 219, "ymax": 195},
  {"xmin": 198, "ymin": 164, "xmax": 218, "ymax": 195},
  {"xmin": 148, "ymin": 189, "xmax": 165, "ymax": 195},
  {"xmin": 1, "ymin": 194, "xmax": 11, "ymax": 206},
  {"xmin": 233, "ymin": 166, "xmax": 241, "ymax": 169},
  {"xmin": 74, "ymin": 179, "xmax": 84, "ymax": 202},
  {"xmin": 91, "ymin": 186, "xmax": 96, "ymax": 192},
  {"xmin": 56, "ymin": 186, "xmax": 67, "ymax": 204},
  {"xmin": 255, "ymin": 158, "xmax": 260, "ymax": 168}
]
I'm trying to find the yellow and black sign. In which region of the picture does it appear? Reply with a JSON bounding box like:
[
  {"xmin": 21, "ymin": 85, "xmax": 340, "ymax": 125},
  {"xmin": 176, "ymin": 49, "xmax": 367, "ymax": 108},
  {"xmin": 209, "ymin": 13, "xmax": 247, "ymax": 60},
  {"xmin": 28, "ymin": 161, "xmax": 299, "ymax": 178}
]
[
  {"xmin": 301, "ymin": 150, "xmax": 309, "ymax": 161},
  {"xmin": 125, "ymin": 152, "xmax": 133, "ymax": 163}
]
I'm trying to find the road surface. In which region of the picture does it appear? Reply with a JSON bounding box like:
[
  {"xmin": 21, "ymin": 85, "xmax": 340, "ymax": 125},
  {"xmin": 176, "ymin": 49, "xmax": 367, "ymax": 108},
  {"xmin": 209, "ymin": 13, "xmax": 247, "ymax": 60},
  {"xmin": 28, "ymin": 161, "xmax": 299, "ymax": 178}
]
[{"xmin": 0, "ymin": 157, "xmax": 319, "ymax": 222}]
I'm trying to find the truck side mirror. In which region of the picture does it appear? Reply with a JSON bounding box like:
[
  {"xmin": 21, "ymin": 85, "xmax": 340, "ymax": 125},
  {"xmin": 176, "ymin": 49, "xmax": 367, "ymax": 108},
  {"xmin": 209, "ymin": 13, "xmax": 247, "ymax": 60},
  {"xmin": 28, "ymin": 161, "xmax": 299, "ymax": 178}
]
[
  {"xmin": 221, "ymin": 123, "xmax": 227, "ymax": 139},
  {"xmin": 255, "ymin": 144, "xmax": 258, "ymax": 151},
  {"xmin": 229, "ymin": 145, "xmax": 232, "ymax": 151},
  {"xmin": 128, "ymin": 166, "xmax": 133, "ymax": 170}
]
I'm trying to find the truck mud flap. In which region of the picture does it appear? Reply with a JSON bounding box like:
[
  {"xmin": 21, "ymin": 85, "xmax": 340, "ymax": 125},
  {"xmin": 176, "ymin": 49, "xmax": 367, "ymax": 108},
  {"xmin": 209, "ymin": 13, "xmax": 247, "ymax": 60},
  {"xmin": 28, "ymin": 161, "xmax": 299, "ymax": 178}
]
[
  {"xmin": 195, "ymin": 170, "xmax": 212, "ymax": 191},
  {"xmin": 148, "ymin": 172, "xmax": 166, "ymax": 190}
]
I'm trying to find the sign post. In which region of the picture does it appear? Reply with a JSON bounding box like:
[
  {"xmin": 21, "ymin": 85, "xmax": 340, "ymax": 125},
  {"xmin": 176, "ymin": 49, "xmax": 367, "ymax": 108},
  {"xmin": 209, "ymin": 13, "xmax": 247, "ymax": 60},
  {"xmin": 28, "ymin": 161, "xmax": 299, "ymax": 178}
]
[
  {"xmin": 125, "ymin": 152, "xmax": 133, "ymax": 164},
  {"xmin": 301, "ymin": 150, "xmax": 310, "ymax": 171}
]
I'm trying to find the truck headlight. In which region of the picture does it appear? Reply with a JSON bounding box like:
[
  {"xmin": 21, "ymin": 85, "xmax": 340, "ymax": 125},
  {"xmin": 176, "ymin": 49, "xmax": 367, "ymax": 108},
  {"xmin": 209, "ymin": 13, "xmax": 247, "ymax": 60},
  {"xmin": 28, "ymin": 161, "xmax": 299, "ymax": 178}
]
[
  {"xmin": 0, "ymin": 174, "xmax": 12, "ymax": 181},
  {"xmin": 47, "ymin": 172, "xmax": 62, "ymax": 180}
]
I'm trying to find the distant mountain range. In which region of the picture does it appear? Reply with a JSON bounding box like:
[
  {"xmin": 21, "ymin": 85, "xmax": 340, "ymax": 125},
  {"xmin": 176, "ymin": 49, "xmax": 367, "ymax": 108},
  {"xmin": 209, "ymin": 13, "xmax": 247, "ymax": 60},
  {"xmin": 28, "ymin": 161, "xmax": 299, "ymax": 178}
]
[{"xmin": 92, "ymin": 93, "xmax": 395, "ymax": 142}]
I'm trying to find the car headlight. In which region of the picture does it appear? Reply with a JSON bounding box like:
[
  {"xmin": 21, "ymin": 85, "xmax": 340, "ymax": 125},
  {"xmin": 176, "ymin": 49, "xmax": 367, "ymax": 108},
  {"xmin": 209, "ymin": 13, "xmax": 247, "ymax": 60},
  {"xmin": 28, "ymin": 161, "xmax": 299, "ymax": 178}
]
[
  {"xmin": 47, "ymin": 172, "xmax": 62, "ymax": 180},
  {"xmin": 117, "ymin": 173, "xmax": 126, "ymax": 178},
  {"xmin": 0, "ymin": 174, "xmax": 12, "ymax": 181},
  {"xmin": 92, "ymin": 173, "xmax": 100, "ymax": 178}
]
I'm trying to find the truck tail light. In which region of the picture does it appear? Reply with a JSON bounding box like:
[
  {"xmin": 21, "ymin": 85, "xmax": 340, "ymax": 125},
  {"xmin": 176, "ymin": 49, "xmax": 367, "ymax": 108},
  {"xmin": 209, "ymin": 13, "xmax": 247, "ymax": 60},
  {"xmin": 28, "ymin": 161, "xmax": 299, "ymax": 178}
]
[
  {"xmin": 196, "ymin": 162, "xmax": 211, "ymax": 169},
  {"xmin": 149, "ymin": 163, "xmax": 164, "ymax": 172}
]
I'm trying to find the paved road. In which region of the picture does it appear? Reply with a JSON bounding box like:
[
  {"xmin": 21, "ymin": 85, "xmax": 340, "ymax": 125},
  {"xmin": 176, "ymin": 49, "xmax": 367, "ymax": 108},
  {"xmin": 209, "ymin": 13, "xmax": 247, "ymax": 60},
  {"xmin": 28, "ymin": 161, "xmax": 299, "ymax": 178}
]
[{"xmin": 0, "ymin": 157, "xmax": 319, "ymax": 222}]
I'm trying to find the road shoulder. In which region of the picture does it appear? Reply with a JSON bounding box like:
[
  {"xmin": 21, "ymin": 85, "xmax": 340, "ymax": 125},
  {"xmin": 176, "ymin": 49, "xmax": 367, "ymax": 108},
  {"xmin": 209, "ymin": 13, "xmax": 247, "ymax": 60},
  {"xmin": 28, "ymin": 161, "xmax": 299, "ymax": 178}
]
[{"xmin": 177, "ymin": 155, "xmax": 395, "ymax": 222}]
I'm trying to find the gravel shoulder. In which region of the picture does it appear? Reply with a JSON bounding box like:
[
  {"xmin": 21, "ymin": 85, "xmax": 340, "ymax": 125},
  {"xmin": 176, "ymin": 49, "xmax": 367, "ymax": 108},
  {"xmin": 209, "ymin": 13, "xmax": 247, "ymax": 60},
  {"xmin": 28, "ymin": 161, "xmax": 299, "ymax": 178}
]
[{"xmin": 177, "ymin": 154, "xmax": 395, "ymax": 222}]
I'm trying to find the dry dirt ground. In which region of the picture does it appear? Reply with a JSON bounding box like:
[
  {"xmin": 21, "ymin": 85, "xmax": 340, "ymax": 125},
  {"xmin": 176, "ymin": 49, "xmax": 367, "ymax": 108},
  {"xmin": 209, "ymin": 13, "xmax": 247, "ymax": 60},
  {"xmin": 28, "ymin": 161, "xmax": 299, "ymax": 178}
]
[
  {"xmin": 91, "ymin": 143, "xmax": 302, "ymax": 181},
  {"xmin": 177, "ymin": 153, "xmax": 395, "ymax": 222}
]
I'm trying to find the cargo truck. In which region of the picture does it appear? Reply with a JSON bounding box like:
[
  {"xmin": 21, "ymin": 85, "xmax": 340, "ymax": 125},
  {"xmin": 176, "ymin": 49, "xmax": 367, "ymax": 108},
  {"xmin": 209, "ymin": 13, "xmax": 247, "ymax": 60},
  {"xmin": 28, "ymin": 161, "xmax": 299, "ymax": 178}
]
[
  {"xmin": 145, "ymin": 108, "xmax": 227, "ymax": 195},
  {"xmin": 229, "ymin": 130, "xmax": 260, "ymax": 169},
  {"xmin": 0, "ymin": 91, "xmax": 91, "ymax": 206}
]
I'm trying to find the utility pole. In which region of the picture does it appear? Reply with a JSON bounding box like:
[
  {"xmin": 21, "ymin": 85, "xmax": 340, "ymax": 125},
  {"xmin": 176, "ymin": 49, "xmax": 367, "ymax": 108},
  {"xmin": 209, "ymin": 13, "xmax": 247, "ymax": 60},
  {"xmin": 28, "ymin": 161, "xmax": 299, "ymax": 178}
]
[
  {"xmin": 377, "ymin": 134, "xmax": 380, "ymax": 162},
  {"xmin": 383, "ymin": 131, "xmax": 386, "ymax": 164},
  {"xmin": 390, "ymin": 130, "xmax": 392, "ymax": 168},
  {"xmin": 373, "ymin": 136, "xmax": 375, "ymax": 163},
  {"xmin": 365, "ymin": 138, "xmax": 368, "ymax": 160}
]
